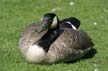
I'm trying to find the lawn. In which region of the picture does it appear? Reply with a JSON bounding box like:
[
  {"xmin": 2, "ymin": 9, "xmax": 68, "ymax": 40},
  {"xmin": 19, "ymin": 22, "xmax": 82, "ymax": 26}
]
[{"xmin": 0, "ymin": 0, "xmax": 108, "ymax": 71}]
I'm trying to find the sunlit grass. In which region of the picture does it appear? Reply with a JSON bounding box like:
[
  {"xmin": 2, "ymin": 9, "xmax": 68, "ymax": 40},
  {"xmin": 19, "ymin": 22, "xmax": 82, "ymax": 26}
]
[{"xmin": 0, "ymin": 0, "xmax": 108, "ymax": 71}]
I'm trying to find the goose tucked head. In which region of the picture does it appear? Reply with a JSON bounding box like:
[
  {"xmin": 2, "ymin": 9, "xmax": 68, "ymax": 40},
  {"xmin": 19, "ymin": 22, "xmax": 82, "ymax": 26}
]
[
  {"xmin": 39, "ymin": 13, "xmax": 59, "ymax": 32},
  {"xmin": 62, "ymin": 17, "xmax": 80, "ymax": 30}
]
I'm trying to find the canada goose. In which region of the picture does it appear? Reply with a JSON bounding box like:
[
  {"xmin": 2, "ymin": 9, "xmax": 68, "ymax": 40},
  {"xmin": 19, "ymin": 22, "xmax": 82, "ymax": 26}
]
[{"xmin": 19, "ymin": 13, "xmax": 94, "ymax": 64}]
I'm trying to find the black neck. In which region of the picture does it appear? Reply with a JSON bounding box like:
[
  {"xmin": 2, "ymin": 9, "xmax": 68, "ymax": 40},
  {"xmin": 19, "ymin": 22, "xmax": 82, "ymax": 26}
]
[{"xmin": 36, "ymin": 28, "xmax": 59, "ymax": 52}]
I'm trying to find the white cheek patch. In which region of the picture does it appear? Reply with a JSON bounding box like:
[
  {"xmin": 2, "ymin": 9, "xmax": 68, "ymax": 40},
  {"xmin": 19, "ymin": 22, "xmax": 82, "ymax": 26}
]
[
  {"xmin": 26, "ymin": 45, "xmax": 46, "ymax": 63},
  {"xmin": 50, "ymin": 16, "xmax": 58, "ymax": 29},
  {"xmin": 66, "ymin": 21, "xmax": 77, "ymax": 30}
]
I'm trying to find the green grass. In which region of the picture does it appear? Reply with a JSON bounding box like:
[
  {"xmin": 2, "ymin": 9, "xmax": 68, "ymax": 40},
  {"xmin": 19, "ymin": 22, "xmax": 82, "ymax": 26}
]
[{"xmin": 0, "ymin": 0, "xmax": 108, "ymax": 71}]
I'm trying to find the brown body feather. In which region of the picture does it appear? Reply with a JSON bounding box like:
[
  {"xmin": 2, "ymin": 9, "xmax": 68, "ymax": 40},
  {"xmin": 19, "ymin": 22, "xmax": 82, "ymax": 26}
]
[{"xmin": 46, "ymin": 28, "xmax": 94, "ymax": 63}]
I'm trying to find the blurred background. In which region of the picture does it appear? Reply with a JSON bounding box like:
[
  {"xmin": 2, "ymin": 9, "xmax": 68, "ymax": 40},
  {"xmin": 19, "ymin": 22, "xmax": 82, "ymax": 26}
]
[{"xmin": 0, "ymin": 0, "xmax": 108, "ymax": 71}]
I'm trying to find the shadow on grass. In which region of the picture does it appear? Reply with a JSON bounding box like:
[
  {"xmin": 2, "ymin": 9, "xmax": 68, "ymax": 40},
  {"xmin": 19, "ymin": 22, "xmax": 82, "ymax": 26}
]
[
  {"xmin": 65, "ymin": 48, "xmax": 97, "ymax": 64},
  {"xmin": 81, "ymin": 48, "xmax": 97, "ymax": 59}
]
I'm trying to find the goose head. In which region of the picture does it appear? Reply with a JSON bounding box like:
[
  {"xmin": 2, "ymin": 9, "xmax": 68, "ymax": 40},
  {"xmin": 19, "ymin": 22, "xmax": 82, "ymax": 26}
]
[{"xmin": 39, "ymin": 13, "xmax": 59, "ymax": 32}]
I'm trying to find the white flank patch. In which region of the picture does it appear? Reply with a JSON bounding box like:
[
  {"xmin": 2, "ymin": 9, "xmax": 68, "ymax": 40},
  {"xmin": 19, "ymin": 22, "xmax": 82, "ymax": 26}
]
[
  {"xmin": 50, "ymin": 16, "xmax": 58, "ymax": 29},
  {"xmin": 66, "ymin": 21, "xmax": 77, "ymax": 30},
  {"xmin": 26, "ymin": 45, "xmax": 46, "ymax": 63}
]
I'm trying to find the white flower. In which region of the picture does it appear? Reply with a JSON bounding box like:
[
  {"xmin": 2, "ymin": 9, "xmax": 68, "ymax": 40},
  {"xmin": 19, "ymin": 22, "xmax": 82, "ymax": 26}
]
[
  {"xmin": 94, "ymin": 68, "xmax": 99, "ymax": 71},
  {"xmin": 93, "ymin": 22, "xmax": 97, "ymax": 26},
  {"xmin": 70, "ymin": 2, "xmax": 74, "ymax": 6}
]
